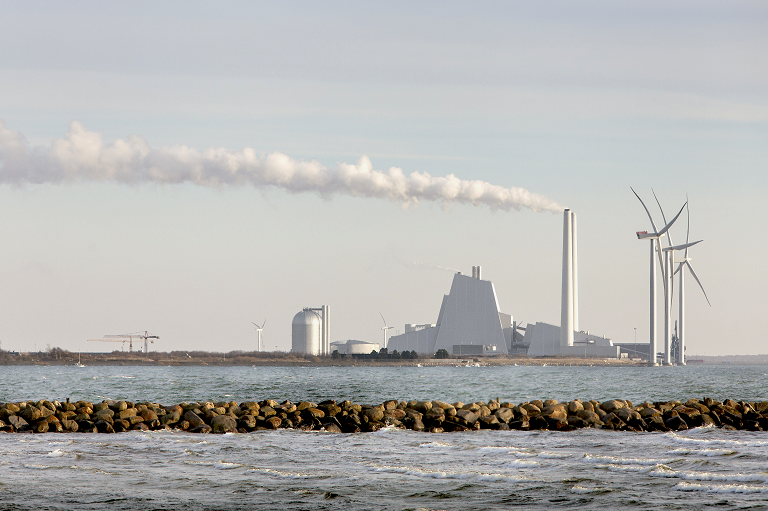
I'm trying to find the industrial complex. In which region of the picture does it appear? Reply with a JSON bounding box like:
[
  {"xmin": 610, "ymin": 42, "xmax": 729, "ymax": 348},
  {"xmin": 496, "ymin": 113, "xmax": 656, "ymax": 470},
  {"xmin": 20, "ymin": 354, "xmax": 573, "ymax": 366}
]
[{"xmin": 289, "ymin": 209, "xmax": 627, "ymax": 360}]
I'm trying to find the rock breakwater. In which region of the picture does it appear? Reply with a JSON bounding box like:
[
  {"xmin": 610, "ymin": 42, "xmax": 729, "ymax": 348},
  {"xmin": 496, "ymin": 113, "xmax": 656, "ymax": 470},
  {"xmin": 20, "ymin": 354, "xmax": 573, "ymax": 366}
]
[{"xmin": 1, "ymin": 397, "xmax": 767, "ymax": 434}]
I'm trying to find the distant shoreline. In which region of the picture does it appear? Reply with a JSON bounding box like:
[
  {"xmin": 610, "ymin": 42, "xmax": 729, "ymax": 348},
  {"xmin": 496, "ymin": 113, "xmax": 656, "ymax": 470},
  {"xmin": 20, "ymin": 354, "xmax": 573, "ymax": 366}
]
[{"xmin": 3, "ymin": 350, "xmax": 766, "ymax": 367}]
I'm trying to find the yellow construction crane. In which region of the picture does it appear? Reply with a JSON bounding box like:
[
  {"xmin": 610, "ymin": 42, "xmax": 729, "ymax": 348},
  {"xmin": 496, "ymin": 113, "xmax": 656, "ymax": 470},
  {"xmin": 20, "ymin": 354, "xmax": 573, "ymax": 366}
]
[{"xmin": 87, "ymin": 331, "xmax": 159, "ymax": 353}]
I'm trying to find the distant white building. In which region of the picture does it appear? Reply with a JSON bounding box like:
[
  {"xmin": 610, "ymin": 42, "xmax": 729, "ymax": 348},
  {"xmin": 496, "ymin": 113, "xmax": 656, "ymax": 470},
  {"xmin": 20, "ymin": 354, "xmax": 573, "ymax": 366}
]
[
  {"xmin": 524, "ymin": 322, "xmax": 620, "ymax": 358},
  {"xmin": 387, "ymin": 266, "xmax": 512, "ymax": 356},
  {"xmin": 330, "ymin": 339, "xmax": 380, "ymax": 355}
]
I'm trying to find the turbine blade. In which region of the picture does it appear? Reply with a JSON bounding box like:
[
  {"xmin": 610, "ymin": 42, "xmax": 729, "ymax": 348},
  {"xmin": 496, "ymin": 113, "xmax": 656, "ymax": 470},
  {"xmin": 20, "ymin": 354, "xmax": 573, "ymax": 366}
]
[
  {"xmin": 631, "ymin": 187, "xmax": 659, "ymax": 233},
  {"xmin": 261, "ymin": 319, "xmax": 266, "ymax": 329},
  {"xmin": 652, "ymin": 189, "xmax": 672, "ymax": 246},
  {"xmin": 674, "ymin": 262, "xmax": 684, "ymax": 275},
  {"xmin": 666, "ymin": 240, "xmax": 702, "ymax": 252},
  {"xmin": 379, "ymin": 312, "xmax": 387, "ymax": 326},
  {"xmin": 686, "ymin": 261, "xmax": 711, "ymax": 306},
  {"xmin": 658, "ymin": 201, "xmax": 687, "ymax": 237}
]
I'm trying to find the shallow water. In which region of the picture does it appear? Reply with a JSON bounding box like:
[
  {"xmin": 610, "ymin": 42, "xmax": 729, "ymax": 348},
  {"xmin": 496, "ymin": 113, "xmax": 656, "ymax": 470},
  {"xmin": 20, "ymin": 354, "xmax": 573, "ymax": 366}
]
[{"xmin": 1, "ymin": 364, "xmax": 768, "ymax": 510}]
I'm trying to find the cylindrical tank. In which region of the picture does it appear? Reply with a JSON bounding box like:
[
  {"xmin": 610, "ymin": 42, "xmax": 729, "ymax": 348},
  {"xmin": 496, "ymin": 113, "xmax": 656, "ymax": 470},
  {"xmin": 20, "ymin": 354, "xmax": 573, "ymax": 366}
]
[{"xmin": 292, "ymin": 309, "xmax": 322, "ymax": 355}]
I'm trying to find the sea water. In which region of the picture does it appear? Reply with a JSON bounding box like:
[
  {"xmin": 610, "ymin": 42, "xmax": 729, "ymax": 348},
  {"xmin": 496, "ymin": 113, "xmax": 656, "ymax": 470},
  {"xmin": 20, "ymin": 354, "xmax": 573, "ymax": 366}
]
[{"xmin": 1, "ymin": 364, "xmax": 767, "ymax": 510}]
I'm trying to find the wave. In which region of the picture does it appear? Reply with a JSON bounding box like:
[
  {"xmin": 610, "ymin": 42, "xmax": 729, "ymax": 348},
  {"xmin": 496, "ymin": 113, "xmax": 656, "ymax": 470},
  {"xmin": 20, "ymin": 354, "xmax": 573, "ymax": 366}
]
[
  {"xmin": 668, "ymin": 447, "xmax": 736, "ymax": 457},
  {"xmin": 369, "ymin": 464, "xmax": 527, "ymax": 482},
  {"xmin": 674, "ymin": 481, "xmax": 768, "ymax": 494},
  {"xmin": 583, "ymin": 454, "xmax": 675, "ymax": 466},
  {"xmin": 570, "ymin": 485, "xmax": 612, "ymax": 494}
]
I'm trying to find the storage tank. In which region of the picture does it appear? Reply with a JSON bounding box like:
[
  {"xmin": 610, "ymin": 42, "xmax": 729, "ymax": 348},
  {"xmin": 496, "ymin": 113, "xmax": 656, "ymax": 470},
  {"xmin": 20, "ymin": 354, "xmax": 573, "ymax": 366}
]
[{"xmin": 292, "ymin": 309, "xmax": 322, "ymax": 355}]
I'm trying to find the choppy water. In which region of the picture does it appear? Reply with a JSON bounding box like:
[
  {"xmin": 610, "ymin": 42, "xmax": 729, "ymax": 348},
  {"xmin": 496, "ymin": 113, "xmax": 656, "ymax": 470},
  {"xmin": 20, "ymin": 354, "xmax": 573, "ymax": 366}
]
[{"xmin": 1, "ymin": 364, "xmax": 768, "ymax": 510}]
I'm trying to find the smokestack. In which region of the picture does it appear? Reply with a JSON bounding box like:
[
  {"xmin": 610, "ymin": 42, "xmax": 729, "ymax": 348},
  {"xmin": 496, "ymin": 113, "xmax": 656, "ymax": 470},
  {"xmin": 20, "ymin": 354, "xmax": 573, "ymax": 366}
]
[
  {"xmin": 571, "ymin": 211, "xmax": 578, "ymax": 333},
  {"xmin": 476, "ymin": 265, "xmax": 481, "ymax": 280},
  {"xmin": 323, "ymin": 305, "xmax": 330, "ymax": 355},
  {"xmin": 471, "ymin": 266, "xmax": 477, "ymax": 278},
  {"xmin": 561, "ymin": 209, "xmax": 574, "ymax": 347}
]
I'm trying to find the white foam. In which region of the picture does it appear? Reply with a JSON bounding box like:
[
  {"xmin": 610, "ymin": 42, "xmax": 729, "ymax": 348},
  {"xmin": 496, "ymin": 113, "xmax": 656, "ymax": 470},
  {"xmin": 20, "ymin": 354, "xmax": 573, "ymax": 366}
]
[
  {"xmin": 370, "ymin": 464, "xmax": 525, "ymax": 482},
  {"xmin": 584, "ymin": 454, "xmax": 674, "ymax": 466},
  {"xmin": 674, "ymin": 481, "xmax": 768, "ymax": 494},
  {"xmin": 45, "ymin": 449, "xmax": 66, "ymax": 458},
  {"xmin": 246, "ymin": 467, "xmax": 321, "ymax": 479},
  {"xmin": 669, "ymin": 447, "xmax": 736, "ymax": 457},
  {"xmin": 571, "ymin": 485, "xmax": 610, "ymax": 494},
  {"xmin": 647, "ymin": 465, "xmax": 768, "ymax": 484},
  {"xmin": 667, "ymin": 432, "xmax": 768, "ymax": 448},
  {"xmin": 214, "ymin": 461, "xmax": 242, "ymax": 470}
]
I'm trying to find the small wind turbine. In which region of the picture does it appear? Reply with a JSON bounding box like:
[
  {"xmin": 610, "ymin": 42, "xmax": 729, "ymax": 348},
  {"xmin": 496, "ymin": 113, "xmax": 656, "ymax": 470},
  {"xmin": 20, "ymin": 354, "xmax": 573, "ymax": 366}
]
[
  {"xmin": 252, "ymin": 320, "xmax": 266, "ymax": 352},
  {"xmin": 631, "ymin": 187, "xmax": 687, "ymax": 366},
  {"xmin": 380, "ymin": 313, "xmax": 394, "ymax": 350}
]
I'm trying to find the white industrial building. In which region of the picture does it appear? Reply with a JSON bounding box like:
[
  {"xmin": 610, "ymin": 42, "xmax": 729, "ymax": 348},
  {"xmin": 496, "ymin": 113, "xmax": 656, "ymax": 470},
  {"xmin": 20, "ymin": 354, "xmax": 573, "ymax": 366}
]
[
  {"xmin": 387, "ymin": 266, "xmax": 514, "ymax": 356},
  {"xmin": 330, "ymin": 339, "xmax": 380, "ymax": 355}
]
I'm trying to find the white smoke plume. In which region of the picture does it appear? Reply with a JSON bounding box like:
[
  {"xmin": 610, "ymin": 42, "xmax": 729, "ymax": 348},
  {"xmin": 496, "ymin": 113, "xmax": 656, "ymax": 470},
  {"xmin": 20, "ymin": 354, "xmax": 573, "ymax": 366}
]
[{"xmin": 0, "ymin": 121, "xmax": 563, "ymax": 212}]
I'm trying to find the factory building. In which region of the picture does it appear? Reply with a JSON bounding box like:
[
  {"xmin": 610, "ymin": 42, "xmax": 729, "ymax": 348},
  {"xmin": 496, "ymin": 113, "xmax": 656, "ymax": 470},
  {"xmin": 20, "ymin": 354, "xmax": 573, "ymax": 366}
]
[
  {"xmin": 387, "ymin": 266, "xmax": 513, "ymax": 356},
  {"xmin": 291, "ymin": 305, "xmax": 330, "ymax": 355}
]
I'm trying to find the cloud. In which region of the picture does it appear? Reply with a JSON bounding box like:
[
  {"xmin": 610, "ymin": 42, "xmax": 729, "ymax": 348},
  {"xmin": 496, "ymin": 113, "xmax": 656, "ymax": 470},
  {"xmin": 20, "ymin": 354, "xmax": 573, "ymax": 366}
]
[{"xmin": 0, "ymin": 121, "xmax": 563, "ymax": 213}]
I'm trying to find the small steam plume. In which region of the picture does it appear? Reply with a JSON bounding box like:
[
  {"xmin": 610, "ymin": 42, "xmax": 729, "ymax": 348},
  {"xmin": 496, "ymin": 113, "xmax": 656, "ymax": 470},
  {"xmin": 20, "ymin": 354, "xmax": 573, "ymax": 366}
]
[
  {"xmin": 0, "ymin": 121, "xmax": 563, "ymax": 213},
  {"xmin": 405, "ymin": 261, "xmax": 461, "ymax": 273}
]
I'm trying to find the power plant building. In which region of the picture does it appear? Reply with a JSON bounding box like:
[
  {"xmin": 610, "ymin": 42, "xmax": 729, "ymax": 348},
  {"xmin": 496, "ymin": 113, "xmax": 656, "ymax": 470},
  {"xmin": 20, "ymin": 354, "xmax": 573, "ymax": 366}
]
[
  {"xmin": 387, "ymin": 266, "xmax": 513, "ymax": 356},
  {"xmin": 330, "ymin": 339, "xmax": 380, "ymax": 355}
]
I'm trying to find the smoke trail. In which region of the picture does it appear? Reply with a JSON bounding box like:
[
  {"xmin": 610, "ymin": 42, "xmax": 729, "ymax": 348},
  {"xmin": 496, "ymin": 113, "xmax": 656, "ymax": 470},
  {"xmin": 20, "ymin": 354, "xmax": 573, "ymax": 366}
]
[{"xmin": 0, "ymin": 121, "xmax": 563, "ymax": 212}]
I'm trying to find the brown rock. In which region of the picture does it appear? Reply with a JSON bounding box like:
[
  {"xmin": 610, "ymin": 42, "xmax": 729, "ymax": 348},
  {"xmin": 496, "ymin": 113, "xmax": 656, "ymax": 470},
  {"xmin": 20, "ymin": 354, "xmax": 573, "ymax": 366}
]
[
  {"xmin": 211, "ymin": 414, "xmax": 238, "ymax": 433},
  {"xmin": 184, "ymin": 410, "xmax": 205, "ymax": 428}
]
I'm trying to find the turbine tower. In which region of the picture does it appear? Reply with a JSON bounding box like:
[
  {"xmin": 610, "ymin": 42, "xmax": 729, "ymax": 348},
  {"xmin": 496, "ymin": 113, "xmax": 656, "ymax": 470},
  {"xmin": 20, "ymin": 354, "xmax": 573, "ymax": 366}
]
[
  {"xmin": 380, "ymin": 313, "xmax": 394, "ymax": 350},
  {"xmin": 631, "ymin": 188, "xmax": 686, "ymax": 366},
  {"xmin": 252, "ymin": 319, "xmax": 266, "ymax": 352}
]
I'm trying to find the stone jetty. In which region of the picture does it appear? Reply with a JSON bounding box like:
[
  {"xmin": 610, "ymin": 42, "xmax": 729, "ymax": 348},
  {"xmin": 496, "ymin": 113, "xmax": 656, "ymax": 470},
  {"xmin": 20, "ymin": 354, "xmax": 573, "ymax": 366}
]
[{"xmin": 1, "ymin": 397, "xmax": 767, "ymax": 434}]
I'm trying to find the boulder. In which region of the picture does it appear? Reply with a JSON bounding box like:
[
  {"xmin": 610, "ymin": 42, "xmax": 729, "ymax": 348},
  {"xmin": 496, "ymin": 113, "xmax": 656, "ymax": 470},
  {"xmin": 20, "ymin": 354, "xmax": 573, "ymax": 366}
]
[
  {"xmin": 615, "ymin": 408, "xmax": 641, "ymax": 422},
  {"xmin": 265, "ymin": 416, "xmax": 282, "ymax": 429},
  {"xmin": 95, "ymin": 420, "xmax": 115, "ymax": 433},
  {"xmin": 455, "ymin": 410, "xmax": 478, "ymax": 424},
  {"xmin": 7, "ymin": 415, "xmax": 29, "ymax": 431},
  {"xmin": 189, "ymin": 424, "xmax": 212, "ymax": 433},
  {"xmin": 600, "ymin": 400, "xmax": 626, "ymax": 413},
  {"xmin": 529, "ymin": 416, "xmax": 549, "ymax": 430},
  {"xmin": 31, "ymin": 420, "xmax": 49, "ymax": 433},
  {"xmin": 21, "ymin": 407, "xmax": 42, "ymax": 422},
  {"xmin": 664, "ymin": 414, "xmax": 688, "ymax": 431},
  {"xmin": 211, "ymin": 415, "xmax": 238, "ymax": 433},
  {"xmin": 323, "ymin": 423, "xmax": 342, "ymax": 433},
  {"xmin": 117, "ymin": 408, "xmax": 137, "ymax": 420},
  {"xmin": 184, "ymin": 410, "xmax": 205, "ymax": 428},
  {"xmin": 160, "ymin": 410, "xmax": 181, "ymax": 425},
  {"xmin": 567, "ymin": 400, "xmax": 583, "ymax": 414},
  {"xmin": 238, "ymin": 415, "xmax": 257, "ymax": 430},
  {"xmin": 363, "ymin": 407, "xmax": 384, "ymax": 422},
  {"xmin": 495, "ymin": 408, "xmax": 514, "ymax": 423},
  {"xmin": 303, "ymin": 408, "xmax": 326, "ymax": 420}
]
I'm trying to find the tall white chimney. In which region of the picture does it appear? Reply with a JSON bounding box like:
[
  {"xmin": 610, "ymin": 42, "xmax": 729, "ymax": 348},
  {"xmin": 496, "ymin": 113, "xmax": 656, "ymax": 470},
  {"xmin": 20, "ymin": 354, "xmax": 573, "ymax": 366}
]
[
  {"xmin": 571, "ymin": 211, "xmax": 579, "ymax": 333},
  {"xmin": 476, "ymin": 265, "xmax": 481, "ymax": 280},
  {"xmin": 560, "ymin": 209, "xmax": 574, "ymax": 347}
]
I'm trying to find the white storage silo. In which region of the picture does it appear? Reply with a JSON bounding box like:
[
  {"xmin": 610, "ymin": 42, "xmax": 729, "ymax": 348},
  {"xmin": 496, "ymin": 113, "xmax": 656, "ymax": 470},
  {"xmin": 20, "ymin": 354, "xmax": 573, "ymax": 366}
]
[{"xmin": 292, "ymin": 309, "xmax": 322, "ymax": 355}]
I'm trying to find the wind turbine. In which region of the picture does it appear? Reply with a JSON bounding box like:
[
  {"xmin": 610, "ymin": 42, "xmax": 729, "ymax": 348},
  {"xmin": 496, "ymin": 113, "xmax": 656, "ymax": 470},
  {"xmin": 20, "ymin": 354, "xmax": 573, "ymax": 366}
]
[
  {"xmin": 631, "ymin": 187, "xmax": 687, "ymax": 366},
  {"xmin": 251, "ymin": 320, "xmax": 266, "ymax": 352},
  {"xmin": 671, "ymin": 203, "xmax": 711, "ymax": 365},
  {"xmin": 380, "ymin": 313, "xmax": 394, "ymax": 350}
]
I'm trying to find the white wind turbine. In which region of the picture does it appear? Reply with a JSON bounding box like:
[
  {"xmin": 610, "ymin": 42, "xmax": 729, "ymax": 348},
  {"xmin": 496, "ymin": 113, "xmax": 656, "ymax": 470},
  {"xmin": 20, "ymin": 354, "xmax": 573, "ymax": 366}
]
[
  {"xmin": 631, "ymin": 187, "xmax": 687, "ymax": 366},
  {"xmin": 252, "ymin": 319, "xmax": 266, "ymax": 352},
  {"xmin": 656, "ymin": 200, "xmax": 711, "ymax": 365},
  {"xmin": 380, "ymin": 313, "xmax": 394, "ymax": 350}
]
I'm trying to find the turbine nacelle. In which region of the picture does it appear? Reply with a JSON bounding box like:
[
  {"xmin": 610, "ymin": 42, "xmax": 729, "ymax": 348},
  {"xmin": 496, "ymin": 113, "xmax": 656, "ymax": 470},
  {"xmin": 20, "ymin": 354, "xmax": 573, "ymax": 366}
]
[{"xmin": 636, "ymin": 231, "xmax": 666, "ymax": 240}]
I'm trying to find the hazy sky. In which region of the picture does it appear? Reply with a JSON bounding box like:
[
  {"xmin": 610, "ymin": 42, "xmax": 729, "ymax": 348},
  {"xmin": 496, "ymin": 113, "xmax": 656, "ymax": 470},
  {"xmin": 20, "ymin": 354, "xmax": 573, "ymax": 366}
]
[{"xmin": 0, "ymin": 1, "xmax": 766, "ymax": 355}]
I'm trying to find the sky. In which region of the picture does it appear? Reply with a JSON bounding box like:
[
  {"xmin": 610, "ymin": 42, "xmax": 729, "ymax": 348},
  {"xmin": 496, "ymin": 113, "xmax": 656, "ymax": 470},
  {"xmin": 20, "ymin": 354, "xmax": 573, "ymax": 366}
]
[{"xmin": 0, "ymin": 1, "xmax": 766, "ymax": 355}]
